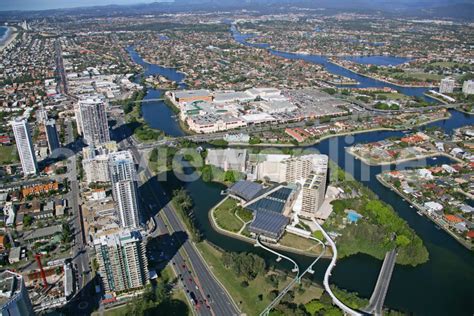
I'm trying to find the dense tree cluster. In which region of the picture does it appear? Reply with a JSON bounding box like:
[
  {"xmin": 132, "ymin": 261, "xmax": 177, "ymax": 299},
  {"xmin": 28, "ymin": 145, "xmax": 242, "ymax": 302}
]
[
  {"xmin": 222, "ymin": 251, "xmax": 266, "ymax": 281},
  {"xmin": 172, "ymin": 188, "xmax": 202, "ymax": 242}
]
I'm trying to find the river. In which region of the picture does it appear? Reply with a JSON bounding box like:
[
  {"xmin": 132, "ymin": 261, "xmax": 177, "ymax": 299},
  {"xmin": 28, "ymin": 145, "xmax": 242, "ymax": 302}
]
[
  {"xmin": 126, "ymin": 43, "xmax": 474, "ymax": 315},
  {"xmin": 230, "ymin": 24, "xmax": 435, "ymax": 102},
  {"xmin": 126, "ymin": 46, "xmax": 186, "ymax": 137}
]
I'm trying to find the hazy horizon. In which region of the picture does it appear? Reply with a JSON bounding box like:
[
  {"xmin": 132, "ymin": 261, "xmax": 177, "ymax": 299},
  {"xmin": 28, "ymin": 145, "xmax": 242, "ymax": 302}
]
[
  {"xmin": 1, "ymin": 0, "xmax": 470, "ymax": 12},
  {"xmin": 0, "ymin": 0, "xmax": 171, "ymax": 11}
]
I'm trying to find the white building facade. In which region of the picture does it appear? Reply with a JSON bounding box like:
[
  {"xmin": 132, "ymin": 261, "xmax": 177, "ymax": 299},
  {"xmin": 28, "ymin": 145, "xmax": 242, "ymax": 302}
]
[
  {"xmin": 11, "ymin": 118, "xmax": 38, "ymax": 176},
  {"xmin": 109, "ymin": 151, "xmax": 140, "ymax": 229}
]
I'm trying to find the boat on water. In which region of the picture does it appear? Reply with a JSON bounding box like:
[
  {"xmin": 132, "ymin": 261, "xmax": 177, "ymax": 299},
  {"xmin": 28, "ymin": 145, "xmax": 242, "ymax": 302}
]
[
  {"xmin": 410, "ymin": 205, "xmax": 414, "ymax": 208},
  {"xmin": 417, "ymin": 211, "xmax": 423, "ymax": 216},
  {"xmin": 432, "ymin": 157, "xmax": 437, "ymax": 160}
]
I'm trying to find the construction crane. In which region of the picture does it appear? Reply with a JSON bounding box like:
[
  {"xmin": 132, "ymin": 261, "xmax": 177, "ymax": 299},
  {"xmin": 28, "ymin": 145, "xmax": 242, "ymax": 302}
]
[{"xmin": 34, "ymin": 253, "xmax": 48, "ymax": 289}]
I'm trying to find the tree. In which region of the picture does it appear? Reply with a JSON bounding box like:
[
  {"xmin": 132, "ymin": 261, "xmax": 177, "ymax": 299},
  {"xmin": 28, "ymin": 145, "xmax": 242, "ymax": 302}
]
[
  {"xmin": 395, "ymin": 235, "xmax": 411, "ymax": 247},
  {"xmin": 61, "ymin": 223, "xmax": 73, "ymax": 244},
  {"xmin": 201, "ymin": 165, "xmax": 213, "ymax": 182},
  {"xmin": 23, "ymin": 215, "xmax": 33, "ymax": 227},
  {"xmin": 249, "ymin": 137, "xmax": 262, "ymax": 145},
  {"xmin": 224, "ymin": 170, "xmax": 236, "ymax": 183},
  {"xmin": 268, "ymin": 290, "xmax": 279, "ymax": 300}
]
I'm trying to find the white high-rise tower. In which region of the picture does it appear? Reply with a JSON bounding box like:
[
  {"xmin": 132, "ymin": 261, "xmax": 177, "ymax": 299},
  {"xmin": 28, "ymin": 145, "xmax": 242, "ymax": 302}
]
[
  {"xmin": 109, "ymin": 151, "xmax": 140, "ymax": 228},
  {"xmin": 11, "ymin": 118, "xmax": 38, "ymax": 176},
  {"xmin": 78, "ymin": 98, "xmax": 110, "ymax": 146}
]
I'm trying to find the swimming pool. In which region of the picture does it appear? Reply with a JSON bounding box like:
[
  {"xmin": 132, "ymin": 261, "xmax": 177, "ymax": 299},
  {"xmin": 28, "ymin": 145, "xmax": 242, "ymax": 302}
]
[{"xmin": 347, "ymin": 210, "xmax": 362, "ymax": 223}]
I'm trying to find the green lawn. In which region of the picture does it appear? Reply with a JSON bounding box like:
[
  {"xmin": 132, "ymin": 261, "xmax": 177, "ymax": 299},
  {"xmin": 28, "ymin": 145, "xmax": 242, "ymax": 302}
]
[
  {"xmin": 236, "ymin": 207, "xmax": 253, "ymax": 222},
  {"xmin": 397, "ymin": 72, "xmax": 443, "ymax": 81},
  {"xmin": 0, "ymin": 145, "xmax": 18, "ymax": 164},
  {"xmin": 429, "ymin": 61, "xmax": 471, "ymax": 68},
  {"xmin": 196, "ymin": 241, "xmax": 270, "ymax": 314},
  {"xmin": 196, "ymin": 241, "xmax": 325, "ymax": 316},
  {"xmin": 213, "ymin": 198, "xmax": 244, "ymax": 232},
  {"xmin": 279, "ymin": 233, "xmax": 327, "ymax": 255},
  {"xmin": 375, "ymin": 92, "xmax": 410, "ymax": 100}
]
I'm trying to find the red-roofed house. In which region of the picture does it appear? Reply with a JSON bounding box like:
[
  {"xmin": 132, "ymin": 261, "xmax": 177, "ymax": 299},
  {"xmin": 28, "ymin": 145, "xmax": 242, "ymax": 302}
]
[
  {"xmin": 0, "ymin": 135, "xmax": 11, "ymax": 145},
  {"xmin": 444, "ymin": 214, "xmax": 463, "ymax": 224}
]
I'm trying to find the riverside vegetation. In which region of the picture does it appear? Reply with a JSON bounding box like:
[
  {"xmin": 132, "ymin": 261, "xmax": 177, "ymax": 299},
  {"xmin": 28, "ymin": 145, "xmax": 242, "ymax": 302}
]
[{"xmin": 324, "ymin": 163, "xmax": 429, "ymax": 266}]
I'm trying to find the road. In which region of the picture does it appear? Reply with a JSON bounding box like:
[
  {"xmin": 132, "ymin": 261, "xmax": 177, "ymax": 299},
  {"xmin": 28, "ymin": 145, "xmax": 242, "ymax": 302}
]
[
  {"xmin": 64, "ymin": 120, "xmax": 92, "ymax": 300},
  {"xmin": 311, "ymin": 219, "xmax": 362, "ymax": 316},
  {"xmin": 362, "ymin": 249, "xmax": 398, "ymax": 316},
  {"xmin": 128, "ymin": 102, "xmax": 451, "ymax": 151},
  {"xmin": 55, "ymin": 39, "xmax": 68, "ymax": 95},
  {"xmin": 116, "ymin": 120, "xmax": 240, "ymax": 316}
]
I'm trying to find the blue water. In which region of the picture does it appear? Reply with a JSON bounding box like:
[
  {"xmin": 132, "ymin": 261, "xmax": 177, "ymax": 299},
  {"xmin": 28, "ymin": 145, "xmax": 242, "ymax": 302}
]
[
  {"xmin": 343, "ymin": 56, "xmax": 410, "ymax": 66},
  {"xmin": 0, "ymin": 26, "xmax": 8, "ymax": 43},
  {"xmin": 126, "ymin": 46, "xmax": 185, "ymax": 137},
  {"xmin": 347, "ymin": 210, "xmax": 362, "ymax": 223},
  {"xmin": 173, "ymin": 109, "xmax": 474, "ymax": 316},
  {"xmin": 230, "ymin": 26, "xmax": 434, "ymax": 102},
  {"xmin": 126, "ymin": 33, "xmax": 474, "ymax": 315}
]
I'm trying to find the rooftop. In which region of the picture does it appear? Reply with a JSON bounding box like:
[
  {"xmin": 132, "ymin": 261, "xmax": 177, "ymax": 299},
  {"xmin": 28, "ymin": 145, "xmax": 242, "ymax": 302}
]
[{"xmin": 229, "ymin": 180, "xmax": 264, "ymax": 202}]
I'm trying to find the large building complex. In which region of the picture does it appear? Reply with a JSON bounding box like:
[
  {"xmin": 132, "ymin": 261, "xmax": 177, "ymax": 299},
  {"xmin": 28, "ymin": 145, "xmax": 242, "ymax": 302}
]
[
  {"xmin": 94, "ymin": 230, "xmax": 148, "ymax": 294},
  {"xmin": 222, "ymin": 154, "xmax": 329, "ymax": 241},
  {"xmin": 109, "ymin": 151, "xmax": 140, "ymax": 229},
  {"xmin": 45, "ymin": 119, "xmax": 60, "ymax": 152},
  {"xmin": 0, "ymin": 270, "xmax": 34, "ymax": 316},
  {"xmin": 249, "ymin": 153, "xmax": 328, "ymax": 185},
  {"xmin": 11, "ymin": 118, "xmax": 38, "ymax": 176},
  {"xmin": 167, "ymin": 88, "xmax": 348, "ymax": 134},
  {"xmin": 76, "ymin": 97, "xmax": 110, "ymax": 146}
]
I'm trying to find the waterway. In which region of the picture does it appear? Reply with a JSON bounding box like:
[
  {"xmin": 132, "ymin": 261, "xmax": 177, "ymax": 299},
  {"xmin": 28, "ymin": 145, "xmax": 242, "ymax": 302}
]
[
  {"xmin": 126, "ymin": 46, "xmax": 185, "ymax": 137},
  {"xmin": 126, "ymin": 45, "xmax": 474, "ymax": 315},
  {"xmin": 342, "ymin": 56, "xmax": 411, "ymax": 66},
  {"xmin": 230, "ymin": 25, "xmax": 434, "ymax": 102},
  {"xmin": 0, "ymin": 26, "xmax": 9, "ymax": 44}
]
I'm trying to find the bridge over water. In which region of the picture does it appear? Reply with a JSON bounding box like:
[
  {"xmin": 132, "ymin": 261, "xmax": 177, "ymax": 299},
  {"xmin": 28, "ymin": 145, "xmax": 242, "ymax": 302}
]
[{"xmin": 362, "ymin": 249, "xmax": 398, "ymax": 316}]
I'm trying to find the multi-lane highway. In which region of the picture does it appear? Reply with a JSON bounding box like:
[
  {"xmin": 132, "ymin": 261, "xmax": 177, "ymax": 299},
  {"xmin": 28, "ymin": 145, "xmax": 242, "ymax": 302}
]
[
  {"xmin": 115, "ymin": 117, "xmax": 240, "ymax": 316},
  {"xmin": 64, "ymin": 120, "xmax": 92, "ymax": 300}
]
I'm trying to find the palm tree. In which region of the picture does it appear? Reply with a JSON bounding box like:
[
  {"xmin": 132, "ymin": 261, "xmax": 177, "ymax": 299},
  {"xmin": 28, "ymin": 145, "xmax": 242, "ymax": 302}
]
[{"xmin": 181, "ymin": 194, "xmax": 193, "ymax": 211}]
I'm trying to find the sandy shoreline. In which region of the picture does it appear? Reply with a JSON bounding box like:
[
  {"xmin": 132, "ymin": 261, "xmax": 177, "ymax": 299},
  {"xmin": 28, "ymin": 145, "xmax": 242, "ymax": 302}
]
[{"xmin": 0, "ymin": 26, "xmax": 18, "ymax": 51}]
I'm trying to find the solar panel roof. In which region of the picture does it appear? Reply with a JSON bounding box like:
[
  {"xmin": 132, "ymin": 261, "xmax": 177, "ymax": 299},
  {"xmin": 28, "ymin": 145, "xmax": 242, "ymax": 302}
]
[
  {"xmin": 246, "ymin": 186, "xmax": 293, "ymax": 214},
  {"xmin": 249, "ymin": 209, "xmax": 289, "ymax": 238},
  {"xmin": 229, "ymin": 180, "xmax": 263, "ymax": 201}
]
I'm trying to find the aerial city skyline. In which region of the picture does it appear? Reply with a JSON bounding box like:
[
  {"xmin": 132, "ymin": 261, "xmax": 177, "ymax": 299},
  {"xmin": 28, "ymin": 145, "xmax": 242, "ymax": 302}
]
[{"xmin": 0, "ymin": 1, "xmax": 472, "ymax": 316}]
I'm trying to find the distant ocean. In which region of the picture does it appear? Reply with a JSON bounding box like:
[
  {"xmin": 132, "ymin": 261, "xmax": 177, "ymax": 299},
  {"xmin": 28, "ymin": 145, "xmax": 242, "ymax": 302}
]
[{"xmin": 0, "ymin": 26, "xmax": 9, "ymax": 44}]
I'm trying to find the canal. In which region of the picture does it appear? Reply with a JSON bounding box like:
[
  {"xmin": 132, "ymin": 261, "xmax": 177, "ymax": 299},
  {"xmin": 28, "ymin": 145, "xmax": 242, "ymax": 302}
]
[
  {"xmin": 126, "ymin": 46, "xmax": 186, "ymax": 137},
  {"xmin": 230, "ymin": 24, "xmax": 435, "ymax": 101},
  {"xmin": 126, "ymin": 44, "xmax": 474, "ymax": 315}
]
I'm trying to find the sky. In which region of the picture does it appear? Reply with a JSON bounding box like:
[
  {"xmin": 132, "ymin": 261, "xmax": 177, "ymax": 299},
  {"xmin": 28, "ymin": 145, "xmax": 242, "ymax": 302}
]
[{"xmin": 0, "ymin": 0, "xmax": 167, "ymax": 11}]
